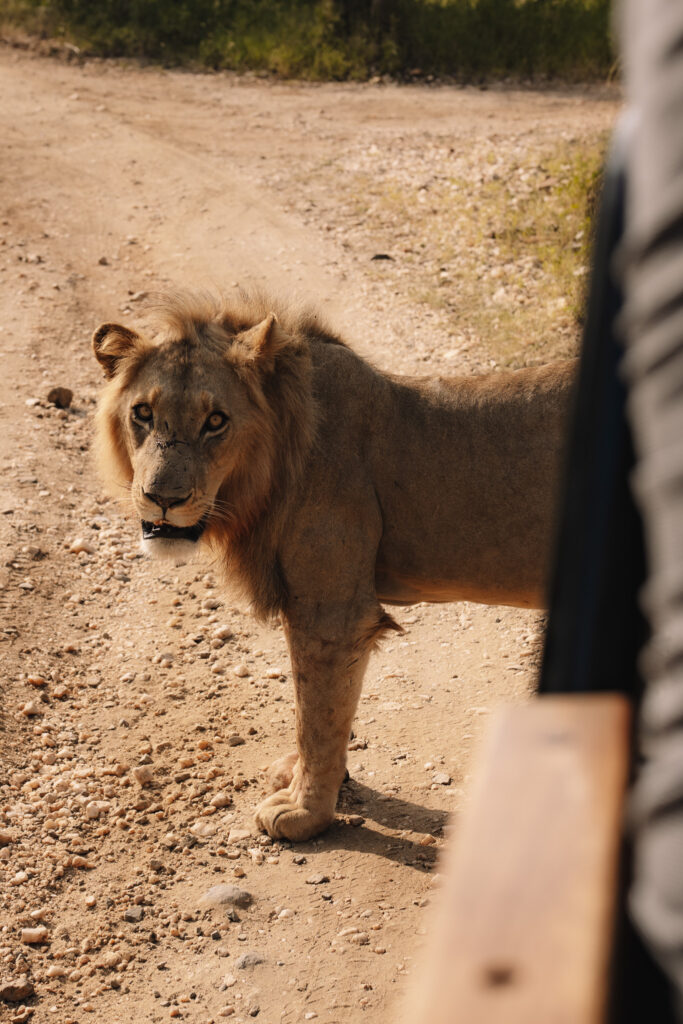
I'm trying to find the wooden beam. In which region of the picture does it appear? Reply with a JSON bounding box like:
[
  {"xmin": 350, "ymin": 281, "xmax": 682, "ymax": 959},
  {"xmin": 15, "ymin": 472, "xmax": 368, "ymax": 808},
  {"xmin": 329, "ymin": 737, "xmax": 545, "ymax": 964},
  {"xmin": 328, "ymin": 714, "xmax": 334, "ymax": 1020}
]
[{"xmin": 407, "ymin": 694, "xmax": 631, "ymax": 1024}]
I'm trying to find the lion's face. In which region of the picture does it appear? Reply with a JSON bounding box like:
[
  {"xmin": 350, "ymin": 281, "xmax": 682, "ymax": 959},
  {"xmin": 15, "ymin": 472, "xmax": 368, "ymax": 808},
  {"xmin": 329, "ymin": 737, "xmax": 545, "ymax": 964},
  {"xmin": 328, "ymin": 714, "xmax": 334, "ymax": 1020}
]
[{"xmin": 93, "ymin": 310, "xmax": 286, "ymax": 559}]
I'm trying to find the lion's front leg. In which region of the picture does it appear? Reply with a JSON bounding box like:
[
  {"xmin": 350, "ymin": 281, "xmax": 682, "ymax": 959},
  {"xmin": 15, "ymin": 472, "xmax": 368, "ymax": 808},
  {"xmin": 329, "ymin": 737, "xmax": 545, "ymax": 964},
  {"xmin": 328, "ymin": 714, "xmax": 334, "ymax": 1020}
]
[{"xmin": 255, "ymin": 617, "xmax": 377, "ymax": 841}]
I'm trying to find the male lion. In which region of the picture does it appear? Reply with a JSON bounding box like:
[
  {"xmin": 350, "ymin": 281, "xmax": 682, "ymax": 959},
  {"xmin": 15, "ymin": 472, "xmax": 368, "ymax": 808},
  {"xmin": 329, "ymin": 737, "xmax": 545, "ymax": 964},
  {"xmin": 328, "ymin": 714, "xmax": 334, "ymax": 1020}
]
[{"xmin": 92, "ymin": 292, "xmax": 574, "ymax": 841}]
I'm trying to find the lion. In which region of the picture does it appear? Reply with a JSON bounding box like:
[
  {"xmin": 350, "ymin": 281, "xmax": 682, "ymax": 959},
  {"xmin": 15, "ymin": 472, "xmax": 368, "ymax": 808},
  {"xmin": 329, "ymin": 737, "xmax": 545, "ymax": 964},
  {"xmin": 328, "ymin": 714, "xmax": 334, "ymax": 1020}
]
[{"xmin": 92, "ymin": 291, "xmax": 575, "ymax": 841}]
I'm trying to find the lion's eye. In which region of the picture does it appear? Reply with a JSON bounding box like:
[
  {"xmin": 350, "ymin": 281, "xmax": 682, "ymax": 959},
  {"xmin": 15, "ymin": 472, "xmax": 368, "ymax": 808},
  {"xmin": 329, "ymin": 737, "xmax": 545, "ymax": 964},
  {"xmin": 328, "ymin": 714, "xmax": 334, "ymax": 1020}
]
[
  {"xmin": 132, "ymin": 403, "xmax": 153, "ymax": 424},
  {"xmin": 205, "ymin": 412, "xmax": 229, "ymax": 434}
]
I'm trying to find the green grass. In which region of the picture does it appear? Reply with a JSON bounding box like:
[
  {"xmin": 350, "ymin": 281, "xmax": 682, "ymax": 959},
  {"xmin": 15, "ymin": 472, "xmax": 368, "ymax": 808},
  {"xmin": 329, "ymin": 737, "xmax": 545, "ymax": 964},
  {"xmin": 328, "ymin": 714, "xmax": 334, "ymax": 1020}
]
[
  {"xmin": 3, "ymin": 0, "xmax": 614, "ymax": 81},
  {"xmin": 449, "ymin": 140, "xmax": 606, "ymax": 363},
  {"xmin": 331, "ymin": 135, "xmax": 607, "ymax": 366}
]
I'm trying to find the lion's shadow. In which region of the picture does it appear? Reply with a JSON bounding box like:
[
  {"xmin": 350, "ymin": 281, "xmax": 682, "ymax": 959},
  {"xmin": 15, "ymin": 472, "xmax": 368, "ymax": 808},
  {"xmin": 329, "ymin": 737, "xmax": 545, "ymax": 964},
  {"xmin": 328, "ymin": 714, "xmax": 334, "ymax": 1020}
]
[{"xmin": 300, "ymin": 777, "xmax": 452, "ymax": 872}]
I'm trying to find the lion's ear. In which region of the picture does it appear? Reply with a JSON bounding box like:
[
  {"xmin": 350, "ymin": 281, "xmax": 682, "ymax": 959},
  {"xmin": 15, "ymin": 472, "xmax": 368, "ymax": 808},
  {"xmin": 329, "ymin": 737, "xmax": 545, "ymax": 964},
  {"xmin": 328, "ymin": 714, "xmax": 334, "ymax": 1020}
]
[
  {"xmin": 92, "ymin": 323, "xmax": 146, "ymax": 379},
  {"xmin": 235, "ymin": 313, "xmax": 287, "ymax": 368}
]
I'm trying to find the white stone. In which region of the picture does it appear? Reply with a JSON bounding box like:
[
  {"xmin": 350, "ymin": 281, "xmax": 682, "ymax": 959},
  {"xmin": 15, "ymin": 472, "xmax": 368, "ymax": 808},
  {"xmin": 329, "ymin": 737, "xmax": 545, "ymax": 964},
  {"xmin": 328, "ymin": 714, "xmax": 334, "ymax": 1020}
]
[
  {"xmin": 69, "ymin": 538, "xmax": 95, "ymax": 555},
  {"xmin": 132, "ymin": 765, "xmax": 154, "ymax": 786}
]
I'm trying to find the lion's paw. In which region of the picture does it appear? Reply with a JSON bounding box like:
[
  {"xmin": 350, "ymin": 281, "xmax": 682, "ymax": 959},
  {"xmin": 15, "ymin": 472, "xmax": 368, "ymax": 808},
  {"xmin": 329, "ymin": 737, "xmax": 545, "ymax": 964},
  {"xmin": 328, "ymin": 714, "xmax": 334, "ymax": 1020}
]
[{"xmin": 254, "ymin": 788, "xmax": 334, "ymax": 841}]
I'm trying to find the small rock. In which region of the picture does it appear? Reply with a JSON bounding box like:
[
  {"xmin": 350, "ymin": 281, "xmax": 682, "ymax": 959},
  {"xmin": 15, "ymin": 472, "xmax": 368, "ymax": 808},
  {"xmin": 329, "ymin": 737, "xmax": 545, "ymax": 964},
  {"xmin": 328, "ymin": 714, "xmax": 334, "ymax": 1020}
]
[
  {"xmin": 227, "ymin": 828, "xmax": 251, "ymax": 844},
  {"xmin": 0, "ymin": 976, "xmax": 34, "ymax": 1002},
  {"xmin": 221, "ymin": 974, "xmax": 237, "ymax": 988},
  {"xmin": 235, "ymin": 952, "xmax": 265, "ymax": 970},
  {"xmin": 198, "ymin": 885, "xmax": 253, "ymax": 910},
  {"xmin": 432, "ymin": 771, "xmax": 452, "ymax": 786},
  {"xmin": 10, "ymin": 1007, "xmax": 33, "ymax": 1023},
  {"xmin": 265, "ymin": 668, "xmax": 284, "ymax": 678},
  {"xmin": 210, "ymin": 792, "xmax": 233, "ymax": 809},
  {"xmin": 20, "ymin": 701, "xmax": 41, "ymax": 718},
  {"xmin": 132, "ymin": 765, "xmax": 154, "ymax": 786},
  {"xmin": 227, "ymin": 735, "xmax": 245, "ymax": 747},
  {"xmin": 124, "ymin": 906, "xmax": 144, "ymax": 923},
  {"xmin": 0, "ymin": 830, "xmax": 14, "ymax": 847},
  {"xmin": 47, "ymin": 386, "xmax": 73, "ymax": 409},
  {"xmin": 20, "ymin": 926, "xmax": 48, "ymax": 945},
  {"xmin": 190, "ymin": 820, "xmax": 217, "ymax": 838},
  {"xmin": 305, "ymin": 874, "xmax": 330, "ymax": 886},
  {"xmin": 347, "ymin": 815, "xmax": 365, "ymax": 827},
  {"xmin": 233, "ymin": 664, "xmax": 249, "ymax": 678},
  {"xmin": 69, "ymin": 538, "xmax": 95, "ymax": 555}
]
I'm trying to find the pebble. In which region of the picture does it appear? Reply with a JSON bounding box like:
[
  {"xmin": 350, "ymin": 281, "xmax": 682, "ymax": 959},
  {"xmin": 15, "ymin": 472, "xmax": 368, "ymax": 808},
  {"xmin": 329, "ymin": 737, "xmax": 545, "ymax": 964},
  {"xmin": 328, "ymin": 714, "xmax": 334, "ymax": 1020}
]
[
  {"xmin": 20, "ymin": 926, "xmax": 48, "ymax": 944},
  {"xmin": 233, "ymin": 663, "xmax": 249, "ymax": 678},
  {"xmin": 132, "ymin": 765, "xmax": 154, "ymax": 786},
  {"xmin": 265, "ymin": 667, "xmax": 284, "ymax": 678},
  {"xmin": 85, "ymin": 801, "xmax": 109, "ymax": 820},
  {"xmin": 0, "ymin": 976, "xmax": 35, "ymax": 1001},
  {"xmin": 235, "ymin": 952, "xmax": 265, "ymax": 969},
  {"xmin": 198, "ymin": 884, "xmax": 253, "ymax": 910},
  {"xmin": 45, "ymin": 965, "xmax": 67, "ymax": 979},
  {"xmin": 210, "ymin": 792, "xmax": 233, "ymax": 809},
  {"xmin": 191, "ymin": 820, "xmax": 217, "ymax": 838},
  {"xmin": 124, "ymin": 906, "xmax": 144, "ymax": 923},
  {"xmin": 20, "ymin": 701, "xmax": 42, "ymax": 717},
  {"xmin": 10, "ymin": 1007, "xmax": 33, "ymax": 1024},
  {"xmin": 228, "ymin": 735, "xmax": 245, "ymax": 747},
  {"xmin": 227, "ymin": 828, "xmax": 251, "ymax": 844},
  {"xmin": 432, "ymin": 771, "xmax": 452, "ymax": 786},
  {"xmin": 306, "ymin": 874, "xmax": 329, "ymax": 885},
  {"xmin": 0, "ymin": 830, "xmax": 14, "ymax": 847},
  {"xmin": 47, "ymin": 386, "xmax": 73, "ymax": 408},
  {"xmin": 69, "ymin": 538, "xmax": 95, "ymax": 555}
]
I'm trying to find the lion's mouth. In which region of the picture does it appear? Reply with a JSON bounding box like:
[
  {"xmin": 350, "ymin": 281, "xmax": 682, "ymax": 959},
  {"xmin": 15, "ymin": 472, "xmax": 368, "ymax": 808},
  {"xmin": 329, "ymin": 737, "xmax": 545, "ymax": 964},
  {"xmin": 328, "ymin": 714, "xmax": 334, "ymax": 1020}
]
[{"xmin": 141, "ymin": 516, "xmax": 207, "ymax": 543}]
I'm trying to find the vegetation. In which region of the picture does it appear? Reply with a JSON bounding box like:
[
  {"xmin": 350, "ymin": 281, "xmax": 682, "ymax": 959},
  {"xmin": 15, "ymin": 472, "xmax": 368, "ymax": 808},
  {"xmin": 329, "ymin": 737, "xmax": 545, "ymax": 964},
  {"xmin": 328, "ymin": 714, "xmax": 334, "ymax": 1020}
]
[
  {"xmin": 330, "ymin": 134, "xmax": 607, "ymax": 365},
  {"xmin": 3, "ymin": 0, "xmax": 613, "ymax": 81}
]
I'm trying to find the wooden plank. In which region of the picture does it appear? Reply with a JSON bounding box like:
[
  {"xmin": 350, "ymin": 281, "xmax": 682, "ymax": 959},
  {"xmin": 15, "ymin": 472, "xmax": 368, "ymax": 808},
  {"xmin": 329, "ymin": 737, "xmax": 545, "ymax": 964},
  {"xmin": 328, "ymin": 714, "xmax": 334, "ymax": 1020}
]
[{"xmin": 407, "ymin": 694, "xmax": 631, "ymax": 1024}]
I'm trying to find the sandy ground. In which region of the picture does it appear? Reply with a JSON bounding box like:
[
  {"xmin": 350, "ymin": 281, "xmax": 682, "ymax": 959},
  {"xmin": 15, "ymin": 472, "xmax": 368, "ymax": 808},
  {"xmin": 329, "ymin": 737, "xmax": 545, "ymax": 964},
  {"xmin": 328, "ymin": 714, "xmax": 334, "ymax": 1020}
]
[{"xmin": 0, "ymin": 45, "xmax": 619, "ymax": 1024}]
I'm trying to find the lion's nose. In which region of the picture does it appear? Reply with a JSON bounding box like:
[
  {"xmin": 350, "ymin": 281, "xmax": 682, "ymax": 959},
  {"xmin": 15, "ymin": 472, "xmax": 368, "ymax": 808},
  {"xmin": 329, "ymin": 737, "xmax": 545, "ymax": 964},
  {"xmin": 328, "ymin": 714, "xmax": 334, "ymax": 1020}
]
[{"xmin": 143, "ymin": 490, "xmax": 192, "ymax": 513}]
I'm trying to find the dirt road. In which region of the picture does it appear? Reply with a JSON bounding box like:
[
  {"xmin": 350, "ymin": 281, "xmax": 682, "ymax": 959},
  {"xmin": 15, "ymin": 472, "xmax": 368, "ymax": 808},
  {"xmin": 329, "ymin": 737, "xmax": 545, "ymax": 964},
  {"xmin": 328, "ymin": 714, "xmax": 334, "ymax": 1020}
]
[{"xmin": 0, "ymin": 45, "xmax": 618, "ymax": 1024}]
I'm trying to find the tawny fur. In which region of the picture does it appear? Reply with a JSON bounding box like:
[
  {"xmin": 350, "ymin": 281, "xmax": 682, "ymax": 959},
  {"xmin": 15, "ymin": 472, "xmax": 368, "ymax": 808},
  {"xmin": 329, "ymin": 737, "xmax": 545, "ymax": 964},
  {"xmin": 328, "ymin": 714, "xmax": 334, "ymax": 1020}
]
[{"xmin": 92, "ymin": 290, "xmax": 575, "ymax": 841}]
